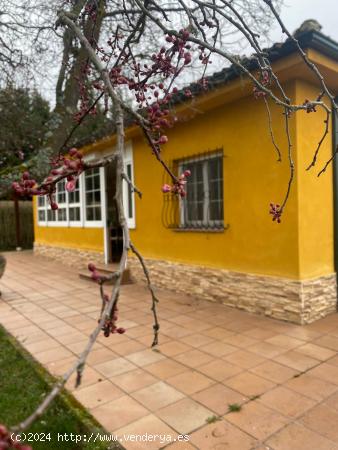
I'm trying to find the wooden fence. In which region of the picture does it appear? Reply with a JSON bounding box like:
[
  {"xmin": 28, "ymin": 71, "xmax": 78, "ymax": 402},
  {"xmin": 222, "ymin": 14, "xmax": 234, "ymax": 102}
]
[{"xmin": 0, "ymin": 201, "xmax": 34, "ymax": 250}]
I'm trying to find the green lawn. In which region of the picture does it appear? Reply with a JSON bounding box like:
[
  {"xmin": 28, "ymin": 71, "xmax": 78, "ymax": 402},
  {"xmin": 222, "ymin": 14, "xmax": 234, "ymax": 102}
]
[{"xmin": 0, "ymin": 325, "xmax": 122, "ymax": 450}]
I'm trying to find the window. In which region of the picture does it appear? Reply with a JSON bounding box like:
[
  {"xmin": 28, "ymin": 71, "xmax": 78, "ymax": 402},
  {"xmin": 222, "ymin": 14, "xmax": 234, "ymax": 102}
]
[
  {"xmin": 37, "ymin": 170, "xmax": 103, "ymax": 227},
  {"xmin": 85, "ymin": 168, "xmax": 102, "ymax": 222},
  {"xmin": 180, "ymin": 152, "xmax": 223, "ymax": 229},
  {"xmin": 68, "ymin": 178, "xmax": 81, "ymax": 223},
  {"xmin": 56, "ymin": 179, "xmax": 67, "ymax": 223},
  {"xmin": 37, "ymin": 195, "xmax": 46, "ymax": 223},
  {"xmin": 122, "ymin": 144, "xmax": 136, "ymax": 229}
]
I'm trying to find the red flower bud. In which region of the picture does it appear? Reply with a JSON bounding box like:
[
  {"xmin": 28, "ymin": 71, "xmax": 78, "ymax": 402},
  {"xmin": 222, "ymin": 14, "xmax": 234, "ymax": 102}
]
[{"xmin": 88, "ymin": 263, "xmax": 96, "ymax": 272}]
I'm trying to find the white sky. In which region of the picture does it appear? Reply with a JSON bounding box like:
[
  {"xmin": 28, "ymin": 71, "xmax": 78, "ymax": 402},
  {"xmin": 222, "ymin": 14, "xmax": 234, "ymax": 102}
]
[
  {"xmin": 38, "ymin": 1, "xmax": 338, "ymax": 106},
  {"xmin": 270, "ymin": 0, "xmax": 338, "ymax": 43}
]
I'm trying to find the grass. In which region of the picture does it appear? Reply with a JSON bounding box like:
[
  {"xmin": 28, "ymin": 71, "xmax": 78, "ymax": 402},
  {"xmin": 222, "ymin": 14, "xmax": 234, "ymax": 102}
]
[
  {"xmin": 206, "ymin": 415, "xmax": 221, "ymax": 424},
  {"xmin": 0, "ymin": 325, "xmax": 121, "ymax": 450},
  {"xmin": 228, "ymin": 403, "xmax": 242, "ymax": 413}
]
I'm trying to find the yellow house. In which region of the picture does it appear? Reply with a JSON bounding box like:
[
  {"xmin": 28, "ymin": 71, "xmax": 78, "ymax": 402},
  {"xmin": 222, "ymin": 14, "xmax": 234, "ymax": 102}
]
[{"xmin": 34, "ymin": 26, "xmax": 338, "ymax": 324}]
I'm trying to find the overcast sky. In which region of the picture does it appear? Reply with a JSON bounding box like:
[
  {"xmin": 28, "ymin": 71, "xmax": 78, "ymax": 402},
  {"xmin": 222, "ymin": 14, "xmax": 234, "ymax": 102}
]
[
  {"xmin": 38, "ymin": 1, "xmax": 338, "ymax": 106},
  {"xmin": 270, "ymin": 0, "xmax": 338, "ymax": 43}
]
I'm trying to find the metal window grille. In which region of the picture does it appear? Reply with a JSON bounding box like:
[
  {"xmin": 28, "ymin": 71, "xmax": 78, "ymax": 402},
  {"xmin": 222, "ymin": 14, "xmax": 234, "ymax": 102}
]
[{"xmin": 162, "ymin": 149, "xmax": 225, "ymax": 230}]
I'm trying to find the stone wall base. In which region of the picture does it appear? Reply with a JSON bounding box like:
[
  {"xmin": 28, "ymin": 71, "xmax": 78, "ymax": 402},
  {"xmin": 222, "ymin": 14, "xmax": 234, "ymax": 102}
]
[
  {"xmin": 128, "ymin": 257, "xmax": 337, "ymax": 324},
  {"xmin": 34, "ymin": 243, "xmax": 104, "ymax": 268}
]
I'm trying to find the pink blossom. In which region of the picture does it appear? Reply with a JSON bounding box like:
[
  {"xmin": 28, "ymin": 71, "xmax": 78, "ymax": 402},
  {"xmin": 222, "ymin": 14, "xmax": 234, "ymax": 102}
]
[
  {"xmin": 162, "ymin": 184, "xmax": 172, "ymax": 193},
  {"xmin": 66, "ymin": 180, "xmax": 76, "ymax": 192}
]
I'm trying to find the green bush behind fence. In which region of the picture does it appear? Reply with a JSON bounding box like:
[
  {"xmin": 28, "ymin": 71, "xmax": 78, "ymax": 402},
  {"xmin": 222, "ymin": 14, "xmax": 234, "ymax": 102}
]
[{"xmin": 0, "ymin": 201, "xmax": 34, "ymax": 250}]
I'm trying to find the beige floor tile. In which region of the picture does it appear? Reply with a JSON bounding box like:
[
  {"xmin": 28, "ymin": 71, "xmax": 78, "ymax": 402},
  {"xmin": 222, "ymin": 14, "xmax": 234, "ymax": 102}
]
[
  {"xmin": 34, "ymin": 347, "xmax": 73, "ymax": 364},
  {"xmin": 180, "ymin": 333, "xmax": 215, "ymax": 348},
  {"xmin": 243, "ymin": 327, "xmax": 277, "ymax": 340},
  {"xmin": 221, "ymin": 333, "xmax": 258, "ymax": 349},
  {"xmin": 173, "ymin": 349, "xmax": 215, "ymax": 368},
  {"xmin": 199, "ymin": 341, "xmax": 237, "ymax": 357},
  {"xmin": 66, "ymin": 366, "xmax": 104, "ymax": 391},
  {"xmin": 203, "ymin": 327, "xmax": 234, "ymax": 340},
  {"xmin": 113, "ymin": 340, "xmax": 146, "ymax": 356},
  {"xmin": 247, "ymin": 342, "xmax": 286, "ymax": 359},
  {"xmin": 324, "ymin": 391, "xmax": 338, "ymax": 411},
  {"xmin": 165, "ymin": 440, "xmax": 196, "ymax": 449},
  {"xmin": 24, "ymin": 338, "xmax": 61, "ymax": 353},
  {"xmin": 144, "ymin": 359, "xmax": 188, "ymax": 379},
  {"xmin": 265, "ymin": 334, "xmax": 304, "ymax": 350},
  {"xmin": 314, "ymin": 335, "xmax": 338, "ymax": 352},
  {"xmin": 157, "ymin": 398, "xmax": 213, "ymax": 434},
  {"xmin": 327, "ymin": 355, "xmax": 338, "ymax": 366},
  {"xmin": 95, "ymin": 357, "xmax": 137, "ymax": 377},
  {"xmin": 73, "ymin": 380, "xmax": 123, "ymax": 409},
  {"xmin": 226, "ymin": 401, "xmax": 289, "ymax": 440},
  {"xmin": 258, "ymin": 386, "xmax": 315, "ymax": 418},
  {"xmin": 250, "ymin": 361, "xmax": 299, "ymax": 383},
  {"xmin": 192, "ymin": 383, "xmax": 247, "ymax": 415},
  {"xmin": 110, "ymin": 368, "xmax": 158, "ymax": 393},
  {"xmin": 166, "ymin": 371, "xmax": 214, "ymax": 395},
  {"xmin": 131, "ymin": 381, "xmax": 185, "ymax": 410},
  {"xmin": 115, "ymin": 414, "xmax": 178, "ymax": 450},
  {"xmin": 296, "ymin": 343, "xmax": 336, "ymax": 361},
  {"xmin": 92, "ymin": 395, "xmax": 149, "ymax": 431},
  {"xmin": 274, "ymin": 350, "xmax": 319, "ymax": 372},
  {"xmin": 157, "ymin": 340, "xmax": 192, "ymax": 357},
  {"xmin": 190, "ymin": 420, "xmax": 257, "ymax": 450},
  {"xmin": 285, "ymin": 373, "xmax": 338, "ymax": 401},
  {"xmin": 223, "ymin": 350, "xmax": 266, "ymax": 369},
  {"xmin": 306, "ymin": 363, "xmax": 338, "ymax": 385},
  {"xmin": 300, "ymin": 404, "xmax": 338, "ymax": 443},
  {"xmin": 283, "ymin": 326, "xmax": 321, "ymax": 341},
  {"xmin": 126, "ymin": 349, "xmax": 166, "ymax": 367},
  {"xmin": 86, "ymin": 347, "xmax": 118, "ymax": 365},
  {"xmin": 224, "ymin": 372, "xmax": 275, "ymax": 397},
  {"xmin": 196, "ymin": 359, "xmax": 242, "ymax": 381},
  {"xmin": 266, "ymin": 422, "xmax": 337, "ymax": 450}
]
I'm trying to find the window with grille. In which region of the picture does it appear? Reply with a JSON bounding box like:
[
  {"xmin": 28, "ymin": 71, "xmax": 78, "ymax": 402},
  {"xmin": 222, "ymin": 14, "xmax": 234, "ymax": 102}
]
[{"xmin": 179, "ymin": 152, "xmax": 224, "ymax": 229}]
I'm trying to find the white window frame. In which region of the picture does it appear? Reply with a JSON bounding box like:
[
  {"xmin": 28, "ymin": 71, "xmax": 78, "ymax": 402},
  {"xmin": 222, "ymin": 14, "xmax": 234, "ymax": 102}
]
[
  {"xmin": 68, "ymin": 177, "xmax": 82, "ymax": 227},
  {"xmin": 122, "ymin": 142, "xmax": 136, "ymax": 229},
  {"xmin": 83, "ymin": 166, "xmax": 104, "ymax": 228},
  {"xmin": 37, "ymin": 169, "xmax": 104, "ymax": 228},
  {"xmin": 37, "ymin": 195, "xmax": 47, "ymax": 226},
  {"xmin": 179, "ymin": 152, "xmax": 223, "ymax": 229}
]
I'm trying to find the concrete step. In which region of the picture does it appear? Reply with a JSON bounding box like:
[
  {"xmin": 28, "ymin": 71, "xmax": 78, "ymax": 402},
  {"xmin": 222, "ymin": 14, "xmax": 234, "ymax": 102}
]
[{"xmin": 79, "ymin": 264, "xmax": 132, "ymax": 285}]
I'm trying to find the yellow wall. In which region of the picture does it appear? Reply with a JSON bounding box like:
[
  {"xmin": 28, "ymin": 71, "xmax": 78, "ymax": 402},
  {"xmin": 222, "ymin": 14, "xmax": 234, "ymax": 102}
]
[
  {"xmin": 33, "ymin": 199, "xmax": 104, "ymax": 252},
  {"xmin": 130, "ymin": 82, "xmax": 305, "ymax": 279},
  {"xmin": 33, "ymin": 71, "xmax": 336, "ymax": 281},
  {"xmin": 295, "ymin": 79, "xmax": 334, "ymax": 278}
]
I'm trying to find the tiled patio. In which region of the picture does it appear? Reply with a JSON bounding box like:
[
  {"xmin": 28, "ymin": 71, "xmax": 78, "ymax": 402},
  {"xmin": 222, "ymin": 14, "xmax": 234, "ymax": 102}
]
[{"xmin": 2, "ymin": 251, "xmax": 338, "ymax": 449}]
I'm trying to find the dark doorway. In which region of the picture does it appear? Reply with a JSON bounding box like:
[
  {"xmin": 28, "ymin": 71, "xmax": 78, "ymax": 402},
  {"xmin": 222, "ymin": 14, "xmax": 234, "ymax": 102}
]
[{"xmin": 105, "ymin": 160, "xmax": 123, "ymax": 262}]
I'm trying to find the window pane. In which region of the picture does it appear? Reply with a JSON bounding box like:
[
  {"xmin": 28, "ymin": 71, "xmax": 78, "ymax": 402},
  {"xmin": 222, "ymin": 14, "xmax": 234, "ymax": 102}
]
[
  {"xmin": 69, "ymin": 179, "xmax": 80, "ymax": 204},
  {"xmin": 37, "ymin": 196, "xmax": 45, "ymax": 207},
  {"xmin": 57, "ymin": 180, "xmax": 66, "ymax": 204},
  {"xmin": 38, "ymin": 210, "xmax": 45, "ymax": 221},
  {"xmin": 85, "ymin": 168, "xmax": 101, "ymax": 221},
  {"xmin": 183, "ymin": 161, "xmax": 204, "ymax": 223},
  {"xmin": 208, "ymin": 157, "xmax": 223, "ymax": 222},
  {"xmin": 47, "ymin": 209, "xmax": 56, "ymax": 221},
  {"xmin": 69, "ymin": 207, "xmax": 80, "ymax": 221},
  {"xmin": 179, "ymin": 153, "xmax": 223, "ymax": 228},
  {"xmin": 58, "ymin": 208, "xmax": 67, "ymax": 221}
]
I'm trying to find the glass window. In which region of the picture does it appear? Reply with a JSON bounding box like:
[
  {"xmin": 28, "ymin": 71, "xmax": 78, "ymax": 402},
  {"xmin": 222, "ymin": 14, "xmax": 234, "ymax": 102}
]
[
  {"xmin": 180, "ymin": 153, "xmax": 223, "ymax": 229},
  {"xmin": 68, "ymin": 178, "xmax": 81, "ymax": 223},
  {"xmin": 85, "ymin": 168, "xmax": 101, "ymax": 221}
]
